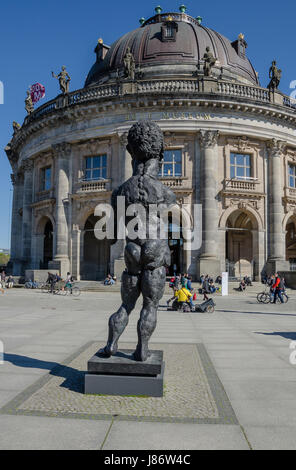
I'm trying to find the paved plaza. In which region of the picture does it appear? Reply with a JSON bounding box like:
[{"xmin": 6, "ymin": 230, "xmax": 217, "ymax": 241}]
[{"xmin": 0, "ymin": 288, "xmax": 296, "ymax": 449}]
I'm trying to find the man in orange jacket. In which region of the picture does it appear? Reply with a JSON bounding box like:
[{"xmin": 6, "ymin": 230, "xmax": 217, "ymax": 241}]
[{"xmin": 272, "ymin": 273, "xmax": 284, "ymax": 304}]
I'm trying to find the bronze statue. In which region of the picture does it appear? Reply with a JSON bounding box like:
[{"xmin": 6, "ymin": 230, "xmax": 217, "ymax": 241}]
[
  {"xmin": 25, "ymin": 90, "xmax": 34, "ymax": 115},
  {"xmin": 267, "ymin": 60, "xmax": 282, "ymax": 92},
  {"xmin": 52, "ymin": 66, "xmax": 71, "ymax": 94},
  {"xmin": 99, "ymin": 121, "xmax": 176, "ymax": 362},
  {"xmin": 123, "ymin": 47, "xmax": 135, "ymax": 80},
  {"xmin": 203, "ymin": 47, "xmax": 217, "ymax": 77}
]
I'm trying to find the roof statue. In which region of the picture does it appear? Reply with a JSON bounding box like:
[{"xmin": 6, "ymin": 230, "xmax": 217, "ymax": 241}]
[
  {"xmin": 52, "ymin": 66, "xmax": 71, "ymax": 94},
  {"xmin": 123, "ymin": 47, "xmax": 135, "ymax": 80},
  {"xmin": 25, "ymin": 90, "xmax": 34, "ymax": 115},
  {"xmin": 203, "ymin": 47, "xmax": 217, "ymax": 77},
  {"xmin": 267, "ymin": 61, "xmax": 282, "ymax": 92}
]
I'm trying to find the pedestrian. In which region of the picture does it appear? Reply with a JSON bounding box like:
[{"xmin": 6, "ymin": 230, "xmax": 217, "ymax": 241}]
[
  {"xmin": 64, "ymin": 272, "xmax": 73, "ymax": 292},
  {"xmin": 202, "ymin": 276, "xmax": 210, "ymax": 300},
  {"xmin": 272, "ymin": 273, "xmax": 284, "ymax": 304},
  {"xmin": 167, "ymin": 275, "xmax": 179, "ymax": 306},
  {"xmin": 6, "ymin": 276, "xmax": 14, "ymax": 289},
  {"xmin": 0, "ymin": 270, "xmax": 6, "ymax": 290},
  {"xmin": 175, "ymin": 285, "xmax": 195, "ymax": 311}
]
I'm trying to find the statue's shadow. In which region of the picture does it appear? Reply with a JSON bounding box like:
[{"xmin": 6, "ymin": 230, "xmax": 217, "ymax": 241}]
[{"xmin": 4, "ymin": 353, "xmax": 85, "ymax": 394}]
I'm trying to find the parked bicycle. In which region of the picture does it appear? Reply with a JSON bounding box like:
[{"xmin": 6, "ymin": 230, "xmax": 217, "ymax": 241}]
[{"xmin": 25, "ymin": 280, "xmax": 41, "ymax": 289}]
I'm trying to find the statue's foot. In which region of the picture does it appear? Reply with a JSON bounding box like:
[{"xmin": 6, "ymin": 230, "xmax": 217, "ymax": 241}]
[
  {"xmin": 98, "ymin": 343, "xmax": 118, "ymax": 357},
  {"xmin": 133, "ymin": 344, "xmax": 150, "ymax": 362}
]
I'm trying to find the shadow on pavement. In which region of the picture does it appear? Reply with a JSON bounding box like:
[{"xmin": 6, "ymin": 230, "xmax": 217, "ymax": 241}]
[
  {"xmin": 254, "ymin": 331, "xmax": 296, "ymax": 340},
  {"xmin": 4, "ymin": 353, "xmax": 85, "ymax": 393}
]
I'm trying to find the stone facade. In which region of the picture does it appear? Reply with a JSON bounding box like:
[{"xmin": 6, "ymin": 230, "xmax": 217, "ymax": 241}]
[{"xmin": 5, "ymin": 12, "xmax": 296, "ymax": 280}]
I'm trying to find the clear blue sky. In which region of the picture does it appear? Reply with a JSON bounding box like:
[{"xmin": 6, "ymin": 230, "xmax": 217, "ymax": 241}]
[{"xmin": 0, "ymin": 0, "xmax": 294, "ymax": 248}]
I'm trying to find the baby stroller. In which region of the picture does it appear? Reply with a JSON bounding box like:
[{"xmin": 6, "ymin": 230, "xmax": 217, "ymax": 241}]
[{"xmin": 195, "ymin": 299, "xmax": 216, "ymax": 313}]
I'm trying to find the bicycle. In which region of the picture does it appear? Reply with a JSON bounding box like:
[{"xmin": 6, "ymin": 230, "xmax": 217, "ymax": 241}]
[
  {"xmin": 55, "ymin": 283, "xmax": 81, "ymax": 297},
  {"xmin": 63, "ymin": 284, "xmax": 81, "ymax": 297},
  {"xmin": 257, "ymin": 288, "xmax": 288, "ymax": 304}
]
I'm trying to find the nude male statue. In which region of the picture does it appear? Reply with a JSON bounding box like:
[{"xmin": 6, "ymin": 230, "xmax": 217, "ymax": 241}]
[{"xmin": 99, "ymin": 121, "xmax": 176, "ymax": 361}]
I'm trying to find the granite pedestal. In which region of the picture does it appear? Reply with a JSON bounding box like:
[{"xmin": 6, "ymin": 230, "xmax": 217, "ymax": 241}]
[{"xmin": 85, "ymin": 349, "xmax": 164, "ymax": 397}]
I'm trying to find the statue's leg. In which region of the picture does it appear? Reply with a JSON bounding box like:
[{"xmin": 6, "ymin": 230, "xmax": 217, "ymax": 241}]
[
  {"xmin": 99, "ymin": 242, "xmax": 141, "ymax": 357},
  {"xmin": 134, "ymin": 266, "xmax": 166, "ymax": 362}
]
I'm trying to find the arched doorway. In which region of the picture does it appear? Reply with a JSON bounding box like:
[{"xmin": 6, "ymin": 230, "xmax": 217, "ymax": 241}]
[
  {"xmin": 225, "ymin": 210, "xmax": 257, "ymax": 279},
  {"xmin": 36, "ymin": 216, "xmax": 54, "ymax": 270},
  {"xmin": 43, "ymin": 220, "xmax": 53, "ymax": 268},
  {"xmin": 81, "ymin": 214, "xmax": 110, "ymax": 280},
  {"xmin": 286, "ymin": 217, "xmax": 296, "ymax": 269}
]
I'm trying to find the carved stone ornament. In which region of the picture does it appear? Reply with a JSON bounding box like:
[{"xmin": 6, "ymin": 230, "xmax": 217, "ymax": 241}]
[
  {"xmin": 267, "ymin": 139, "xmax": 286, "ymax": 157},
  {"xmin": 236, "ymin": 136, "xmax": 249, "ymax": 152},
  {"xmin": 119, "ymin": 133, "xmax": 128, "ymax": 147},
  {"xmin": 20, "ymin": 159, "xmax": 34, "ymax": 172},
  {"xmin": 52, "ymin": 142, "xmax": 72, "ymax": 157},
  {"xmin": 198, "ymin": 130, "xmax": 219, "ymax": 149}
]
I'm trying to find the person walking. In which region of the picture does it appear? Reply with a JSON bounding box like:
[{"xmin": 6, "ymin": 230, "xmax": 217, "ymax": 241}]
[
  {"xmin": 202, "ymin": 276, "xmax": 210, "ymax": 301},
  {"xmin": 167, "ymin": 275, "xmax": 180, "ymax": 307},
  {"xmin": 0, "ymin": 270, "xmax": 6, "ymax": 290},
  {"xmin": 6, "ymin": 276, "xmax": 14, "ymax": 289},
  {"xmin": 272, "ymin": 273, "xmax": 285, "ymax": 304}
]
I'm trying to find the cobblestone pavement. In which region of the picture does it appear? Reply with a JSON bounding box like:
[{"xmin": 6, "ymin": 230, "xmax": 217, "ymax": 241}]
[
  {"xmin": 0, "ymin": 288, "xmax": 296, "ymax": 449},
  {"xmin": 9, "ymin": 342, "xmax": 221, "ymax": 422}
]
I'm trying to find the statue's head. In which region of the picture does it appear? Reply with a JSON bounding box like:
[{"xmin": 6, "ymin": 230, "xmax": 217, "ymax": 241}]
[
  {"xmin": 127, "ymin": 121, "xmax": 164, "ymax": 163},
  {"xmin": 62, "ymin": 65, "xmax": 66, "ymax": 70},
  {"xmin": 206, "ymin": 47, "xmax": 210, "ymax": 52}
]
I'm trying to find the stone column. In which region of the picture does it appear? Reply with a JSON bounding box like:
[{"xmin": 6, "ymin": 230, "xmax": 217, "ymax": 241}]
[
  {"xmin": 9, "ymin": 171, "xmax": 24, "ymax": 275},
  {"xmin": 197, "ymin": 130, "xmax": 221, "ymax": 278},
  {"xmin": 120, "ymin": 132, "xmax": 133, "ymax": 182},
  {"xmin": 266, "ymin": 139, "xmax": 289, "ymax": 273},
  {"xmin": 21, "ymin": 160, "xmax": 34, "ymax": 272},
  {"xmin": 49, "ymin": 143, "xmax": 71, "ymax": 277},
  {"xmin": 31, "ymin": 234, "xmax": 45, "ymax": 270},
  {"xmin": 72, "ymin": 225, "xmax": 81, "ymax": 281}
]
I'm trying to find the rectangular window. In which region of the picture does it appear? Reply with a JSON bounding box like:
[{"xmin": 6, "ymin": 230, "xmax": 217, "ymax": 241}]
[
  {"xmin": 230, "ymin": 153, "xmax": 251, "ymax": 179},
  {"xmin": 84, "ymin": 155, "xmax": 107, "ymax": 181},
  {"xmin": 289, "ymin": 164, "xmax": 296, "ymax": 188},
  {"xmin": 159, "ymin": 149, "xmax": 182, "ymax": 177},
  {"xmin": 165, "ymin": 24, "xmax": 174, "ymax": 38},
  {"xmin": 40, "ymin": 167, "xmax": 51, "ymax": 191}
]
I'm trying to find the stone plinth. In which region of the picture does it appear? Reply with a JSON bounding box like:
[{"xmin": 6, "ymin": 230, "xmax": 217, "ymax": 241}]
[
  {"xmin": 85, "ymin": 349, "xmax": 164, "ymax": 397},
  {"xmin": 25, "ymin": 269, "xmax": 59, "ymax": 282}
]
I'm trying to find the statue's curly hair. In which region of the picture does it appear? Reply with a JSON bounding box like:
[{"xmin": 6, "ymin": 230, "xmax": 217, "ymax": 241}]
[{"xmin": 127, "ymin": 121, "xmax": 164, "ymax": 162}]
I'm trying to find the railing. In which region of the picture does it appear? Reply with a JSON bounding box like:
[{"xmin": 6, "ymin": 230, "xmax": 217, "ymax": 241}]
[
  {"xmin": 160, "ymin": 177, "xmax": 187, "ymax": 188},
  {"xmin": 138, "ymin": 80, "xmax": 198, "ymax": 93},
  {"xmin": 35, "ymin": 190, "xmax": 53, "ymax": 202},
  {"xmin": 142, "ymin": 12, "xmax": 203, "ymax": 28},
  {"xmin": 287, "ymin": 187, "xmax": 296, "ymax": 198},
  {"xmin": 224, "ymin": 179, "xmax": 257, "ymax": 192},
  {"xmin": 218, "ymin": 82, "xmax": 270, "ymax": 102},
  {"xmin": 22, "ymin": 78, "xmax": 295, "ymax": 127},
  {"xmin": 77, "ymin": 179, "xmax": 110, "ymax": 192}
]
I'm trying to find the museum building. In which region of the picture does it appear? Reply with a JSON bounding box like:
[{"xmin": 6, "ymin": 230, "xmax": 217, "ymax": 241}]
[{"xmin": 5, "ymin": 6, "xmax": 296, "ymax": 281}]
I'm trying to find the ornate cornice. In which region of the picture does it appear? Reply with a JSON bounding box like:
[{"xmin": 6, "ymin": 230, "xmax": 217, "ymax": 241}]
[{"xmin": 198, "ymin": 130, "xmax": 219, "ymax": 149}]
